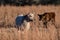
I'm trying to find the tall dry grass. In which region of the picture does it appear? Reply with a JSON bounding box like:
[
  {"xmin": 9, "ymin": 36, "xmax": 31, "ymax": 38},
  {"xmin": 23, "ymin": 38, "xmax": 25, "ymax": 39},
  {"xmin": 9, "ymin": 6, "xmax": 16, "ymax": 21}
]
[{"xmin": 0, "ymin": 5, "xmax": 60, "ymax": 40}]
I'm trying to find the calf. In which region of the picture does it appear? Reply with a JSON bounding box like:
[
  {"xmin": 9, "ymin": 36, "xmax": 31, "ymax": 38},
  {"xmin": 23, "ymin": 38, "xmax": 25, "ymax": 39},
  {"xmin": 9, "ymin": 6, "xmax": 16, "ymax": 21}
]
[
  {"xmin": 38, "ymin": 12, "xmax": 55, "ymax": 28},
  {"xmin": 15, "ymin": 13, "xmax": 34, "ymax": 31}
]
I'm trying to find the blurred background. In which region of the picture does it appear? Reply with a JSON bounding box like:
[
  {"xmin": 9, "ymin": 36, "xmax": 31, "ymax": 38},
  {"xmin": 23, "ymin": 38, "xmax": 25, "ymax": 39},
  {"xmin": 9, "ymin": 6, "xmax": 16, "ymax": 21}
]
[{"xmin": 0, "ymin": 0, "xmax": 60, "ymax": 6}]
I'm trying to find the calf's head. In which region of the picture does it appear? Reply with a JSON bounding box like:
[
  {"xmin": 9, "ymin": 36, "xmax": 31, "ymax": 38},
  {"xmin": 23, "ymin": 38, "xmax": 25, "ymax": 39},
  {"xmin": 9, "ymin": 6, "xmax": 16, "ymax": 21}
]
[
  {"xmin": 27, "ymin": 13, "xmax": 34, "ymax": 21},
  {"xmin": 38, "ymin": 14, "xmax": 43, "ymax": 21}
]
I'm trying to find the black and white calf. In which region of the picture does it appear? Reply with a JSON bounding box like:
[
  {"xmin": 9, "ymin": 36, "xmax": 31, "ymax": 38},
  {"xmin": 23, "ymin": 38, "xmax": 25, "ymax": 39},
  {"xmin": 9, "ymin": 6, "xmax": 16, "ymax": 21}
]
[{"xmin": 15, "ymin": 13, "xmax": 34, "ymax": 31}]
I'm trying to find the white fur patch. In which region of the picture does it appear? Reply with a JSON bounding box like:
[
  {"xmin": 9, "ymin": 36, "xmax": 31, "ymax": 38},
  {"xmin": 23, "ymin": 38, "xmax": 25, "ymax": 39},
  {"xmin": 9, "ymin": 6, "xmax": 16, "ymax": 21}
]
[
  {"xmin": 26, "ymin": 22, "xmax": 30, "ymax": 30},
  {"xmin": 24, "ymin": 20, "xmax": 30, "ymax": 31},
  {"xmin": 18, "ymin": 14, "xmax": 24, "ymax": 16}
]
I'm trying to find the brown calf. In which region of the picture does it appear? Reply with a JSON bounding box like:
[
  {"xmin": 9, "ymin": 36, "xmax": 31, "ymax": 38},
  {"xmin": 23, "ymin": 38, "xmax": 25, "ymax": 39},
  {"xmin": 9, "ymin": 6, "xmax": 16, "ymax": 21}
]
[{"xmin": 38, "ymin": 12, "xmax": 55, "ymax": 28}]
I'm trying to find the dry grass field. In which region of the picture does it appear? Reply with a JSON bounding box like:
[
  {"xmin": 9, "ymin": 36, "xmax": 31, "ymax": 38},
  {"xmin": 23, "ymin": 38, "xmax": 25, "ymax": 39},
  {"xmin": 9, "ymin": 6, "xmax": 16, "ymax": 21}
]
[{"xmin": 0, "ymin": 5, "xmax": 60, "ymax": 40}]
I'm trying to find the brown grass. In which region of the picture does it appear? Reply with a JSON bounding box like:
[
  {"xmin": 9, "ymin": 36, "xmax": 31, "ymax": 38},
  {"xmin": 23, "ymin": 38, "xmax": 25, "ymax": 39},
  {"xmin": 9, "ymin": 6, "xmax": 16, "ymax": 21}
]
[{"xmin": 0, "ymin": 5, "xmax": 60, "ymax": 40}]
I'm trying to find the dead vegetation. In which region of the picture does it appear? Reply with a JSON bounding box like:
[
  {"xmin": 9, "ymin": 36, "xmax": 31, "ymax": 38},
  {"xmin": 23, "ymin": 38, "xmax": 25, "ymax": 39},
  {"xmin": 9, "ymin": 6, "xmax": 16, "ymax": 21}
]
[{"xmin": 0, "ymin": 5, "xmax": 60, "ymax": 40}]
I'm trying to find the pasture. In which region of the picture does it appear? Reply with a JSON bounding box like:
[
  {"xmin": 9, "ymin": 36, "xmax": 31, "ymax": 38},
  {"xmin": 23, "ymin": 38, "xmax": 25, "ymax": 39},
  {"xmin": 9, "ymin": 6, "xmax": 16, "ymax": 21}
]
[{"xmin": 0, "ymin": 5, "xmax": 60, "ymax": 40}]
